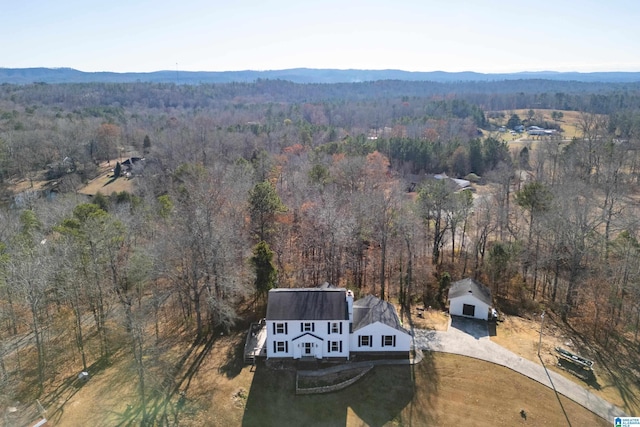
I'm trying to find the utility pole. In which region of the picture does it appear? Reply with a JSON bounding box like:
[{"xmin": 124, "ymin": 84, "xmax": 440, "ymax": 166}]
[{"xmin": 537, "ymin": 310, "xmax": 545, "ymax": 357}]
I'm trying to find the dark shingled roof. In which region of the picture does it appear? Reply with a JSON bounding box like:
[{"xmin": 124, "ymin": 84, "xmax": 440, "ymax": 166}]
[
  {"xmin": 266, "ymin": 288, "xmax": 348, "ymax": 321},
  {"xmin": 352, "ymin": 295, "xmax": 408, "ymax": 333},
  {"xmin": 448, "ymin": 278, "xmax": 492, "ymax": 306}
]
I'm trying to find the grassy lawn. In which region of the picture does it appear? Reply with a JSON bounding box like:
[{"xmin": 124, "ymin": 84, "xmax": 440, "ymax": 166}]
[
  {"xmin": 240, "ymin": 353, "xmax": 608, "ymax": 427},
  {"xmin": 76, "ymin": 160, "xmax": 135, "ymax": 196},
  {"xmin": 48, "ymin": 328, "xmax": 612, "ymax": 427},
  {"xmin": 39, "ymin": 317, "xmax": 620, "ymax": 427}
]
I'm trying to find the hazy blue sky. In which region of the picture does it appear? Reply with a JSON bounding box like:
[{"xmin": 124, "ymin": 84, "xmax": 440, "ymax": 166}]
[{"xmin": 2, "ymin": 0, "xmax": 639, "ymax": 73}]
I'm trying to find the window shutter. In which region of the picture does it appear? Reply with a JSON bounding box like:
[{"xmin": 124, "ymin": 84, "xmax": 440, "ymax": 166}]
[
  {"xmin": 286, "ymin": 342, "xmax": 289, "ymax": 353},
  {"xmin": 381, "ymin": 336, "xmax": 384, "ymax": 347},
  {"xmin": 339, "ymin": 323, "xmax": 343, "ymax": 334},
  {"xmin": 300, "ymin": 323, "xmax": 303, "ymax": 332},
  {"xmin": 272, "ymin": 323, "xmax": 276, "ymax": 334},
  {"xmin": 339, "ymin": 341, "xmax": 343, "ymax": 352},
  {"xmin": 369, "ymin": 336, "xmax": 373, "ymax": 347},
  {"xmin": 273, "ymin": 342, "xmax": 276, "ymax": 353},
  {"xmin": 327, "ymin": 341, "xmax": 331, "ymax": 352},
  {"xmin": 285, "ymin": 323, "xmax": 288, "ymax": 334},
  {"xmin": 312, "ymin": 323, "xmax": 315, "ymax": 332},
  {"xmin": 393, "ymin": 336, "xmax": 396, "ymax": 347},
  {"xmin": 328, "ymin": 322, "xmax": 331, "ymax": 334}
]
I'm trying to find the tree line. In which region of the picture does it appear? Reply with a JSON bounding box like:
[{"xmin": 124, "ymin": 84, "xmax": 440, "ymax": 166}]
[{"xmin": 1, "ymin": 80, "xmax": 640, "ymax": 424}]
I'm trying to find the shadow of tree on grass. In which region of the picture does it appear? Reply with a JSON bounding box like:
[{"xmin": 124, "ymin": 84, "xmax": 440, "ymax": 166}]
[{"xmin": 242, "ymin": 360, "xmax": 418, "ymax": 427}]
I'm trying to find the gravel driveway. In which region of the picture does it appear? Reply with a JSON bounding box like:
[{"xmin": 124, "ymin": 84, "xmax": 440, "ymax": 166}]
[{"xmin": 411, "ymin": 316, "xmax": 627, "ymax": 421}]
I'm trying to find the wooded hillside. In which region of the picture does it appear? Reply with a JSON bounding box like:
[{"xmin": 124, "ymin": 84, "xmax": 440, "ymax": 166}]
[{"xmin": 1, "ymin": 79, "xmax": 639, "ymax": 424}]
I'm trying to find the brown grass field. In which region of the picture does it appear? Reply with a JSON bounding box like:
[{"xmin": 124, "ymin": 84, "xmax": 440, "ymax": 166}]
[
  {"xmin": 76, "ymin": 160, "xmax": 135, "ymax": 196},
  {"xmin": 42, "ymin": 320, "xmax": 615, "ymax": 427},
  {"xmin": 487, "ymin": 109, "xmax": 586, "ymax": 154},
  {"xmin": 6, "ymin": 159, "xmax": 134, "ymax": 202}
]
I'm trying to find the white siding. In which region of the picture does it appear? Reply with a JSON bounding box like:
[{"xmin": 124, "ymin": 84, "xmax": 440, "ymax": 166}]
[
  {"xmin": 350, "ymin": 322, "xmax": 411, "ymax": 353},
  {"xmin": 266, "ymin": 320, "xmax": 294, "ymax": 358},
  {"xmin": 266, "ymin": 320, "xmax": 350, "ymax": 359},
  {"xmin": 449, "ymin": 294, "xmax": 490, "ymax": 320}
]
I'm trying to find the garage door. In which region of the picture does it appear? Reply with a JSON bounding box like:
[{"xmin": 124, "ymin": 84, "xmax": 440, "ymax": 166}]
[{"xmin": 462, "ymin": 304, "xmax": 475, "ymax": 317}]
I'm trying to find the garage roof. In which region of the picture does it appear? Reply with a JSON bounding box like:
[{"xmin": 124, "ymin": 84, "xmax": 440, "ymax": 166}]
[{"xmin": 448, "ymin": 278, "xmax": 492, "ymax": 306}]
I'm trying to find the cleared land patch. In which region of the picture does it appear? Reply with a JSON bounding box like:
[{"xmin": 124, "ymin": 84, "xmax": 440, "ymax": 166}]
[{"xmin": 48, "ymin": 329, "xmax": 611, "ymax": 427}]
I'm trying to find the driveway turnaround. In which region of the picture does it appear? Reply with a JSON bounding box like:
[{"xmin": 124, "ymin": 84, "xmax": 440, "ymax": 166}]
[{"xmin": 412, "ymin": 317, "xmax": 628, "ymax": 421}]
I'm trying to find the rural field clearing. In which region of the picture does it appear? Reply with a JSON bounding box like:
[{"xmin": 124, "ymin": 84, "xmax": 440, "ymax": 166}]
[
  {"xmin": 487, "ymin": 109, "xmax": 586, "ymax": 153},
  {"xmin": 48, "ymin": 325, "xmax": 613, "ymax": 427},
  {"xmin": 76, "ymin": 160, "xmax": 135, "ymax": 196}
]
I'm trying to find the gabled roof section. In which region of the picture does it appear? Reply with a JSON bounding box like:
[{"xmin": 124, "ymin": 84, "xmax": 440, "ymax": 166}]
[
  {"xmin": 291, "ymin": 332, "xmax": 324, "ymax": 341},
  {"xmin": 266, "ymin": 288, "xmax": 348, "ymax": 321},
  {"xmin": 352, "ymin": 295, "xmax": 408, "ymax": 333},
  {"xmin": 448, "ymin": 278, "xmax": 492, "ymax": 306}
]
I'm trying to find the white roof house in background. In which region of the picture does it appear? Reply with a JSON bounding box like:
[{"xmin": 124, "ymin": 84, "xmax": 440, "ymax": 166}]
[
  {"xmin": 433, "ymin": 172, "xmax": 471, "ymax": 191},
  {"xmin": 448, "ymin": 278, "xmax": 492, "ymax": 321}
]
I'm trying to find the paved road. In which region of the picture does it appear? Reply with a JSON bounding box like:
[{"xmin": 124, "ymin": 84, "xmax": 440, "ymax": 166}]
[{"xmin": 411, "ymin": 317, "xmax": 628, "ymax": 421}]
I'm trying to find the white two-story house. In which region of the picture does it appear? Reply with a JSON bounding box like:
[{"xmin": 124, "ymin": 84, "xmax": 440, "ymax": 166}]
[
  {"xmin": 265, "ymin": 288, "xmax": 352, "ymax": 359},
  {"xmin": 265, "ymin": 286, "xmax": 411, "ymax": 360}
]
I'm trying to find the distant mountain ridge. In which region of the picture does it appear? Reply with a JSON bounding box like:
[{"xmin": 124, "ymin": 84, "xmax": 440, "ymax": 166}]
[{"xmin": 1, "ymin": 67, "xmax": 640, "ymax": 84}]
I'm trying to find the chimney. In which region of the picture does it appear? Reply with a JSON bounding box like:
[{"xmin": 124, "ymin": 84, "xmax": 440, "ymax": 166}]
[{"xmin": 346, "ymin": 290, "xmax": 354, "ymax": 322}]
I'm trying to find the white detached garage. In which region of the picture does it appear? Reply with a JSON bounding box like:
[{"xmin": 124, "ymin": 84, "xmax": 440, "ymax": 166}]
[{"xmin": 448, "ymin": 278, "xmax": 492, "ymax": 320}]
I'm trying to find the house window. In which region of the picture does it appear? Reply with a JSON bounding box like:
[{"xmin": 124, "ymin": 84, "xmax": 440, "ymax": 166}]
[
  {"xmin": 359, "ymin": 335, "xmax": 372, "ymax": 347},
  {"xmin": 327, "ymin": 322, "xmax": 342, "ymax": 334},
  {"xmin": 274, "ymin": 341, "xmax": 288, "ymax": 353},
  {"xmin": 327, "ymin": 341, "xmax": 342, "ymax": 353},
  {"xmin": 302, "ymin": 322, "xmax": 314, "ymax": 332},
  {"xmin": 275, "ymin": 323, "xmax": 286, "ymax": 334},
  {"xmin": 382, "ymin": 335, "xmax": 396, "ymax": 347}
]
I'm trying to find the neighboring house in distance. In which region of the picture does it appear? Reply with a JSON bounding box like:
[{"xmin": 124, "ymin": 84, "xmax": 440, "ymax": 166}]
[
  {"xmin": 121, "ymin": 157, "xmax": 145, "ymax": 177},
  {"xmin": 433, "ymin": 172, "xmax": 471, "ymax": 191},
  {"xmin": 265, "ymin": 287, "xmax": 411, "ymax": 360},
  {"xmin": 448, "ymin": 278, "xmax": 493, "ymax": 321},
  {"xmin": 526, "ymin": 126, "xmax": 557, "ymax": 136},
  {"xmin": 351, "ymin": 295, "xmax": 412, "ymax": 356}
]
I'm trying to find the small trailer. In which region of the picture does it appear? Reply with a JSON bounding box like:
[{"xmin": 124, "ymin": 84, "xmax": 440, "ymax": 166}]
[{"xmin": 555, "ymin": 347, "xmax": 594, "ymax": 380}]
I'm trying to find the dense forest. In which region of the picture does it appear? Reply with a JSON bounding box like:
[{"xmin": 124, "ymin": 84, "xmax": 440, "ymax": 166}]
[{"xmin": 1, "ymin": 79, "xmax": 640, "ymax": 424}]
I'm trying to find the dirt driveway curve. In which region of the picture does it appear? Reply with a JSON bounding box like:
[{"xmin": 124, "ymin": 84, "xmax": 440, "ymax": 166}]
[{"xmin": 412, "ymin": 317, "xmax": 627, "ymax": 421}]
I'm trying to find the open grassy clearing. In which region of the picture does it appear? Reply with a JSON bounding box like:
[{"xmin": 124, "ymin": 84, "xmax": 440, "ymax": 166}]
[
  {"xmin": 41, "ymin": 326, "xmax": 613, "ymax": 427},
  {"xmin": 486, "ymin": 108, "xmax": 586, "ymax": 153},
  {"xmin": 509, "ymin": 109, "xmax": 584, "ymax": 139},
  {"xmin": 6, "ymin": 158, "xmax": 134, "ymax": 202},
  {"xmin": 75, "ymin": 159, "xmax": 135, "ymax": 196}
]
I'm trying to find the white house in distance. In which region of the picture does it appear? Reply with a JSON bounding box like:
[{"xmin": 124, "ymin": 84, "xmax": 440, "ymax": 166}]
[
  {"xmin": 265, "ymin": 287, "xmax": 411, "ymax": 360},
  {"xmin": 448, "ymin": 278, "xmax": 493, "ymax": 321}
]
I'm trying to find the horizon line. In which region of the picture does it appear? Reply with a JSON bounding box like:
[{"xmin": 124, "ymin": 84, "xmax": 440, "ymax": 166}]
[{"xmin": 3, "ymin": 66, "xmax": 640, "ymax": 75}]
